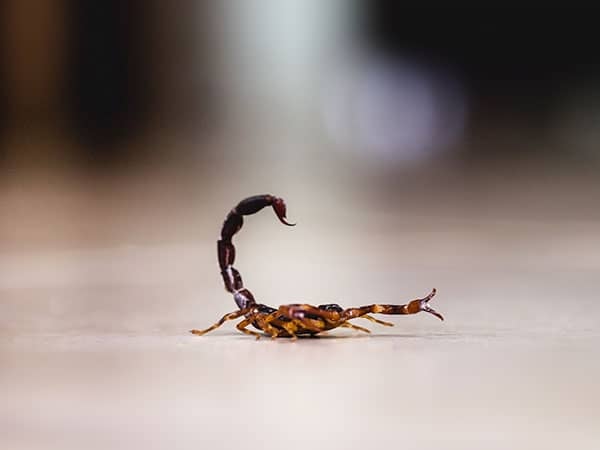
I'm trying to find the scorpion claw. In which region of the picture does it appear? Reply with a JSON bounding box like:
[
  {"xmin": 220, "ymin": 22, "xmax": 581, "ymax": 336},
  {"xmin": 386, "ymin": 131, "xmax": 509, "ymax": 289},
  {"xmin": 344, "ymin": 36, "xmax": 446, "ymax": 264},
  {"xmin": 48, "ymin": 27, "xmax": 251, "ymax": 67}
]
[
  {"xmin": 407, "ymin": 288, "xmax": 444, "ymax": 321},
  {"xmin": 422, "ymin": 304, "xmax": 444, "ymax": 321},
  {"xmin": 420, "ymin": 288, "xmax": 443, "ymax": 321},
  {"xmin": 272, "ymin": 197, "xmax": 296, "ymax": 226}
]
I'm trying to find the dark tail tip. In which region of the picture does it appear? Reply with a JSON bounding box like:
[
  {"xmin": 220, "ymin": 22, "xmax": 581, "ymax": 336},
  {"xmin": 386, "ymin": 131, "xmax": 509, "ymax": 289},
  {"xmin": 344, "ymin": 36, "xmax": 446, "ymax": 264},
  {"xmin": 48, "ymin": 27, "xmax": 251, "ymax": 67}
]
[{"xmin": 272, "ymin": 197, "xmax": 296, "ymax": 226}]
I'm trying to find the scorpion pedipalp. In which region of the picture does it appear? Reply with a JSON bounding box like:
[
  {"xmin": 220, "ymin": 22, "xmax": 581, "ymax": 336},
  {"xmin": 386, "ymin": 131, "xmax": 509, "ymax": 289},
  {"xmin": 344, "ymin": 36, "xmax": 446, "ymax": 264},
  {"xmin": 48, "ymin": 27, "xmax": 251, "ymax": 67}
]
[{"xmin": 406, "ymin": 288, "xmax": 443, "ymax": 321}]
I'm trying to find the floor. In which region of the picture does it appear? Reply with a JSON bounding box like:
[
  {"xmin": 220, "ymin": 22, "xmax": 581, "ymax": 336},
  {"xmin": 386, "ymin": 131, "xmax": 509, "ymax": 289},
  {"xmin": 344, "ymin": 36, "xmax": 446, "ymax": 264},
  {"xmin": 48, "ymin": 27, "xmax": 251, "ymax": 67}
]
[{"xmin": 1, "ymin": 157, "xmax": 599, "ymax": 450}]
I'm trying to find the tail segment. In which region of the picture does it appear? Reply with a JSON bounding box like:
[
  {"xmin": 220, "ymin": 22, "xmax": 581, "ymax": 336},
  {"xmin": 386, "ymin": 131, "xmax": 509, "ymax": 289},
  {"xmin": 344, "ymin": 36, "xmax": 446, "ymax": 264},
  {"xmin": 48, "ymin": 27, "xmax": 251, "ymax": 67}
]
[{"xmin": 217, "ymin": 194, "xmax": 295, "ymax": 310}]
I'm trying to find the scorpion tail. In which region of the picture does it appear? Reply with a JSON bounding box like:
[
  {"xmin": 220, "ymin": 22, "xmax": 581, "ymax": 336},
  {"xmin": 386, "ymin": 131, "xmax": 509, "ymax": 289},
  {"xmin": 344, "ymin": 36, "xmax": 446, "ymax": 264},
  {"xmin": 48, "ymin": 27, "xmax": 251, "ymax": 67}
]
[
  {"xmin": 218, "ymin": 194, "xmax": 295, "ymax": 308},
  {"xmin": 271, "ymin": 197, "xmax": 295, "ymax": 226}
]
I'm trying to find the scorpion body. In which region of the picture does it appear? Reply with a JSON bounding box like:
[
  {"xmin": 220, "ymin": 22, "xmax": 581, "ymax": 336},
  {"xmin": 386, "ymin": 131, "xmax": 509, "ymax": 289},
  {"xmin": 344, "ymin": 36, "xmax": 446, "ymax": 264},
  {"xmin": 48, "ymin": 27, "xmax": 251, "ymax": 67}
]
[{"xmin": 191, "ymin": 194, "xmax": 443, "ymax": 339}]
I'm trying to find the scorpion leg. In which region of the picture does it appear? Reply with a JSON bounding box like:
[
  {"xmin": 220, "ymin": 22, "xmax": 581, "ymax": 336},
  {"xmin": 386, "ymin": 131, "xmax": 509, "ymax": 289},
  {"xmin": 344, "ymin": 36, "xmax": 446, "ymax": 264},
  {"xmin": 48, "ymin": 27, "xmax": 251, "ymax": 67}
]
[
  {"xmin": 262, "ymin": 315, "xmax": 303, "ymax": 340},
  {"xmin": 342, "ymin": 288, "xmax": 443, "ymax": 322},
  {"xmin": 267, "ymin": 323, "xmax": 296, "ymax": 339},
  {"xmin": 361, "ymin": 315, "xmax": 395, "ymax": 327},
  {"xmin": 254, "ymin": 312, "xmax": 285, "ymax": 339},
  {"xmin": 280, "ymin": 322, "xmax": 299, "ymax": 340},
  {"xmin": 261, "ymin": 311, "xmax": 303, "ymax": 339},
  {"xmin": 190, "ymin": 308, "xmax": 251, "ymax": 336},
  {"xmin": 266, "ymin": 326, "xmax": 284, "ymax": 339},
  {"xmin": 235, "ymin": 317, "xmax": 263, "ymax": 340},
  {"xmin": 340, "ymin": 322, "xmax": 371, "ymax": 334}
]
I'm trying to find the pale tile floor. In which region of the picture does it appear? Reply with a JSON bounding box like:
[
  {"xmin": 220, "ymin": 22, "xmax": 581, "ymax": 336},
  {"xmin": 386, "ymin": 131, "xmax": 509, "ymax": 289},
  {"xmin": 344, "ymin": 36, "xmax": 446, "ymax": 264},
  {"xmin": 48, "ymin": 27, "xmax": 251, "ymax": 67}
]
[{"xmin": 1, "ymin": 162, "xmax": 599, "ymax": 450}]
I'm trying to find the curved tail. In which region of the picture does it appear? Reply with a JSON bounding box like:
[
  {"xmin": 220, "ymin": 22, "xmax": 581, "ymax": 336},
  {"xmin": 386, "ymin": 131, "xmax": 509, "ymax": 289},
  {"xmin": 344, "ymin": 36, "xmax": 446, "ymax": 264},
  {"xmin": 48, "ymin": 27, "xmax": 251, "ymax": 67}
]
[{"xmin": 217, "ymin": 195, "xmax": 295, "ymax": 310}]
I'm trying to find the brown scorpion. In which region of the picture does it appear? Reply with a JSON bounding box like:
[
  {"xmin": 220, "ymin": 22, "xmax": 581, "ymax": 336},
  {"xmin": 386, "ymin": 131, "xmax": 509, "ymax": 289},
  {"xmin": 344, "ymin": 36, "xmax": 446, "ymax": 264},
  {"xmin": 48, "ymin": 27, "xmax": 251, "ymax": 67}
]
[{"xmin": 190, "ymin": 194, "xmax": 444, "ymax": 339}]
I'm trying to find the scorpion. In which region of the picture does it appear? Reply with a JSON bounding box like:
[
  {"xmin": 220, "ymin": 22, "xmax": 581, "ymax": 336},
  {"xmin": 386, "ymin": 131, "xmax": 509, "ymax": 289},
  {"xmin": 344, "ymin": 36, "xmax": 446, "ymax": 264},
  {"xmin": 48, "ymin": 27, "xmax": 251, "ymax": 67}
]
[{"xmin": 190, "ymin": 194, "xmax": 444, "ymax": 340}]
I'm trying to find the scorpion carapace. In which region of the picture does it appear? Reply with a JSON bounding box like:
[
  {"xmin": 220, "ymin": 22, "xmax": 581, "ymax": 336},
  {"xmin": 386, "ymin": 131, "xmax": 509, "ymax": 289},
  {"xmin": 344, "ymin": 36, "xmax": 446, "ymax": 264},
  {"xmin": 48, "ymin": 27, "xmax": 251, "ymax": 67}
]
[{"xmin": 191, "ymin": 194, "xmax": 444, "ymax": 340}]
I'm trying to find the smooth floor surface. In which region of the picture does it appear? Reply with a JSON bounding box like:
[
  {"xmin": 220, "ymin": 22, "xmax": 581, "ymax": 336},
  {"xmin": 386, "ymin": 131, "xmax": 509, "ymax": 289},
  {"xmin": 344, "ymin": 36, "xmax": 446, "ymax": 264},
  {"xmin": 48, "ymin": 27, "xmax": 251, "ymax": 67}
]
[{"xmin": 2, "ymin": 163, "xmax": 599, "ymax": 450}]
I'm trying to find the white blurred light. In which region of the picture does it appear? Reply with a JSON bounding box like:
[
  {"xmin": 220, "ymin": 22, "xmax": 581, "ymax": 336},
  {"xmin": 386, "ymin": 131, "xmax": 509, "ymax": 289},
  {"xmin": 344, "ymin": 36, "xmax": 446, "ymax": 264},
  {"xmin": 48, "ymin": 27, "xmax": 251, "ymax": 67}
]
[
  {"xmin": 322, "ymin": 55, "xmax": 468, "ymax": 164},
  {"xmin": 216, "ymin": 0, "xmax": 357, "ymax": 122}
]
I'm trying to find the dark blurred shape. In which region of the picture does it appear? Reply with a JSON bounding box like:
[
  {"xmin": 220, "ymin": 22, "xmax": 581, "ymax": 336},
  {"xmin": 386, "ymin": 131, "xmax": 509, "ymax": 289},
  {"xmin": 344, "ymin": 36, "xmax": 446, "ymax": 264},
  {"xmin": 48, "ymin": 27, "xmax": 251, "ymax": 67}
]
[
  {"xmin": 1, "ymin": 1, "xmax": 211, "ymax": 168},
  {"xmin": 364, "ymin": 5, "xmax": 600, "ymax": 122},
  {"xmin": 0, "ymin": 59, "xmax": 6, "ymax": 161},
  {"xmin": 0, "ymin": 0, "xmax": 67, "ymax": 158},
  {"xmin": 66, "ymin": 1, "xmax": 149, "ymax": 159}
]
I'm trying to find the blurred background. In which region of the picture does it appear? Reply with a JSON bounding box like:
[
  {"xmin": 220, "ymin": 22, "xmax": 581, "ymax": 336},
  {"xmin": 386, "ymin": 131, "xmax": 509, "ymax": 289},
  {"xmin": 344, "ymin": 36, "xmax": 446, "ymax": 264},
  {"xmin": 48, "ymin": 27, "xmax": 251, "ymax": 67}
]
[
  {"xmin": 1, "ymin": 3, "xmax": 599, "ymax": 450},
  {"xmin": 2, "ymin": 3, "xmax": 600, "ymax": 250}
]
